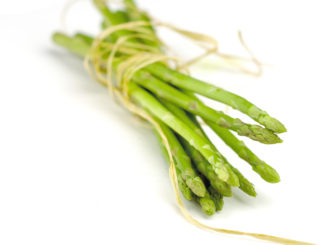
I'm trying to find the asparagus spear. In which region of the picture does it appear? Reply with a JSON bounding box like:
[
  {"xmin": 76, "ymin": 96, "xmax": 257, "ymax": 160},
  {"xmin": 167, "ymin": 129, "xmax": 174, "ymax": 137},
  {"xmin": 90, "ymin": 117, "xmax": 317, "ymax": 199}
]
[
  {"xmin": 144, "ymin": 62, "xmax": 286, "ymax": 134},
  {"xmin": 94, "ymin": 0, "xmax": 131, "ymax": 40},
  {"xmin": 153, "ymin": 117, "xmax": 207, "ymax": 197},
  {"xmin": 208, "ymin": 186, "xmax": 224, "ymax": 211},
  {"xmin": 154, "ymin": 130, "xmax": 193, "ymax": 200},
  {"xmin": 206, "ymin": 121, "xmax": 280, "ymax": 183},
  {"xmin": 223, "ymin": 157, "xmax": 256, "ymax": 197},
  {"xmin": 131, "ymin": 70, "xmax": 282, "ymax": 144},
  {"xmin": 194, "ymin": 192, "xmax": 216, "ymax": 216},
  {"xmin": 155, "ymin": 126, "xmax": 217, "ymax": 214},
  {"xmin": 52, "ymin": 33, "xmax": 90, "ymax": 57}
]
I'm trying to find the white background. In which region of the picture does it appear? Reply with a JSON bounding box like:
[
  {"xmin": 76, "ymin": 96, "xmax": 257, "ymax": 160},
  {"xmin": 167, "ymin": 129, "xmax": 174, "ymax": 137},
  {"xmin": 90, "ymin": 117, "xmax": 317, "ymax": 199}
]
[{"xmin": 0, "ymin": 0, "xmax": 325, "ymax": 244}]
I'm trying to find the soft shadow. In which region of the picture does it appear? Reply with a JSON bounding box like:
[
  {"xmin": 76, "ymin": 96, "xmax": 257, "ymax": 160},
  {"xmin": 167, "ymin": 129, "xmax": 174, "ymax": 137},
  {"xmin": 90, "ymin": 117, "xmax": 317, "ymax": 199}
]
[{"xmin": 232, "ymin": 187, "xmax": 271, "ymax": 207}]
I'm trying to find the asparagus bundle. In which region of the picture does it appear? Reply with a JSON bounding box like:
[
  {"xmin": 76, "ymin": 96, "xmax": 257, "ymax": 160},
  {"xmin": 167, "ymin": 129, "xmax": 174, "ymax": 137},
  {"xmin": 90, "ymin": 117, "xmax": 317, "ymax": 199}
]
[{"xmin": 53, "ymin": 0, "xmax": 285, "ymax": 217}]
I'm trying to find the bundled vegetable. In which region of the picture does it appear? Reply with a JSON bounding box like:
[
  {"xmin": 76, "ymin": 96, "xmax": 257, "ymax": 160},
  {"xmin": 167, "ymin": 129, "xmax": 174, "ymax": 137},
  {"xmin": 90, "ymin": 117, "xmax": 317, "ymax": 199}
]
[{"xmin": 53, "ymin": 0, "xmax": 285, "ymax": 216}]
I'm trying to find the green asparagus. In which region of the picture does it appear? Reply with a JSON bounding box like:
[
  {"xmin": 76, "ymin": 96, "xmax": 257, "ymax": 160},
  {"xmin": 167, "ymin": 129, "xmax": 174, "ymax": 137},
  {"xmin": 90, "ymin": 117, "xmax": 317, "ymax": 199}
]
[
  {"xmin": 145, "ymin": 62, "xmax": 287, "ymax": 134},
  {"xmin": 127, "ymin": 82, "xmax": 234, "ymax": 184},
  {"xmin": 206, "ymin": 121, "xmax": 280, "ymax": 183},
  {"xmin": 131, "ymin": 70, "xmax": 282, "ymax": 144},
  {"xmin": 52, "ymin": 0, "xmax": 287, "ymax": 218},
  {"xmin": 154, "ymin": 130, "xmax": 193, "ymax": 200},
  {"xmin": 153, "ymin": 118, "xmax": 207, "ymax": 197}
]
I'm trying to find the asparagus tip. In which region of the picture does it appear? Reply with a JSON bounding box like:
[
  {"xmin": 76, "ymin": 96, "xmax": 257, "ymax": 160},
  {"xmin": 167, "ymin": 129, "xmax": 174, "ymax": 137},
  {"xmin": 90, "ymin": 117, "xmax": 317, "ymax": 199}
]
[
  {"xmin": 248, "ymin": 106, "xmax": 287, "ymax": 133},
  {"xmin": 178, "ymin": 180, "xmax": 194, "ymax": 201},
  {"xmin": 243, "ymin": 185, "xmax": 257, "ymax": 197},
  {"xmin": 241, "ymin": 125, "xmax": 283, "ymax": 144},
  {"xmin": 213, "ymin": 182, "xmax": 233, "ymax": 197},
  {"xmin": 186, "ymin": 177, "xmax": 207, "ymax": 198},
  {"xmin": 208, "ymin": 187, "xmax": 224, "ymax": 211},
  {"xmin": 226, "ymin": 167, "xmax": 240, "ymax": 187},
  {"xmin": 215, "ymin": 198, "xmax": 224, "ymax": 211},
  {"xmin": 261, "ymin": 116, "xmax": 287, "ymax": 134},
  {"xmin": 52, "ymin": 32, "xmax": 66, "ymax": 43},
  {"xmin": 253, "ymin": 164, "xmax": 281, "ymax": 183},
  {"xmin": 198, "ymin": 198, "xmax": 216, "ymax": 216}
]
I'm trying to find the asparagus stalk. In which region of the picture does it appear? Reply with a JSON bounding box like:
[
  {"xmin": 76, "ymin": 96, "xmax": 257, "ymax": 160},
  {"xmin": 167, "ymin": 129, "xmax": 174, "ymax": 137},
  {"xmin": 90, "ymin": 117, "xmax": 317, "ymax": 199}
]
[
  {"xmin": 52, "ymin": 33, "xmax": 90, "ymax": 57},
  {"xmin": 153, "ymin": 117, "xmax": 207, "ymax": 197},
  {"xmin": 206, "ymin": 121, "xmax": 280, "ymax": 183},
  {"xmin": 194, "ymin": 192, "xmax": 216, "ymax": 216},
  {"xmin": 144, "ymin": 62, "xmax": 286, "ymax": 134},
  {"xmin": 74, "ymin": 33, "xmax": 95, "ymax": 46},
  {"xmin": 208, "ymin": 186, "xmax": 224, "ymax": 211},
  {"xmin": 154, "ymin": 130, "xmax": 193, "ymax": 200},
  {"xmin": 155, "ymin": 128, "xmax": 217, "ymax": 214},
  {"xmin": 131, "ymin": 70, "xmax": 282, "ymax": 144},
  {"xmin": 223, "ymin": 157, "xmax": 256, "ymax": 196},
  {"xmin": 93, "ymin": 0, "xmax": 130, "ymax": 36}
]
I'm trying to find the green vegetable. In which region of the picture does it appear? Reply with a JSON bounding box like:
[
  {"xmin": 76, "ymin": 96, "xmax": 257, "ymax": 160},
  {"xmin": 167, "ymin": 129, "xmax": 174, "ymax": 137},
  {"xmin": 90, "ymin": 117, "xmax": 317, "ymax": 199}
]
[
  {"xmin": 209, "ymin": 186, "xmax": 224, "ymax": 211},
  {"xmin": 160, "ymin": 100, "xmax": 233, "ymax": 196},
  {"xmin": 180, "ymin": 137, "xmax": 233, "ymax": 197},
  {"xmin": 131, "ymin": 70, "xmax": 282, "ymax": 144},
  {"xmin": 154, "ymin": 130, "xmax": 193, "ymax": 201},
  {"xmin": 153, "ymin": 117, "xmax": 207, "ymax": 197},
  {"xmin": 52, "ymin": 0, "xmax": 286, "ymax": 216},
  {"xmin": 206, "ymin": 121, "xmax": 280, "ymax": 183},
  {"xmin": 162, "ymin": 99, "xmax": 256, "ymax": 197},
  {"xmin": 145, "ymin": 62, "xmax": 286, "ymax": 134},
  {"xmin": 195, "ymin": 192, "xmax": 216, "ymax": 216},
  {"xmin": 127, "ymin": 82, "xmax": 234, "ymax": 185}
]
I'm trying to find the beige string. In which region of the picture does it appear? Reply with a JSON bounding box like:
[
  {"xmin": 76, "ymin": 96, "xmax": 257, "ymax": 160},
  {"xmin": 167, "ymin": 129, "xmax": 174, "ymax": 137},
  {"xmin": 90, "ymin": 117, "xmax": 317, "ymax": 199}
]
[
  {"xmin": 216, "ymin": 31, "xmax": 263, "ymax": 77},
  {"xmin": 148, "ymin": 20, "xmax": 262, "ymax": 75}
]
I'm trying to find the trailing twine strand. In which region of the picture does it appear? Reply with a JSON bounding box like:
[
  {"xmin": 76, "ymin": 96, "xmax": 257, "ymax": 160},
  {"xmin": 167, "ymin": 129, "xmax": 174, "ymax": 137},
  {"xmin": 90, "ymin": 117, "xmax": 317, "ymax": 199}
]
[{"xmin": 80, "ymin": 11, "xmax": 314, "ymax": 245}]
